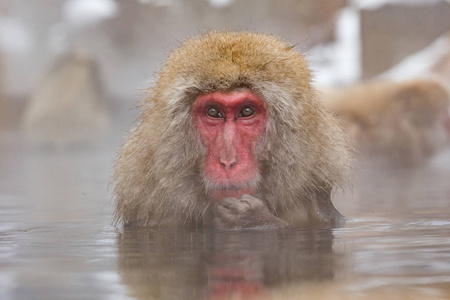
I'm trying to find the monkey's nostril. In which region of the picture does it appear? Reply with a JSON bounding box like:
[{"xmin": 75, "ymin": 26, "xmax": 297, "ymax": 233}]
[{"xmin": 219, "ymin": 157, "xmax": 238, "ymax": 169}]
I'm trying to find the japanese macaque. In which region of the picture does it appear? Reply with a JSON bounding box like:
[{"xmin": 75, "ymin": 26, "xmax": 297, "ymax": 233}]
[
  {"xmin": 112, "ymin": 31, "xmax": 351, "ymax": 229},
  {"xmin": 324, "ymin": 79, "xmax": 450, "ymax": 166}
]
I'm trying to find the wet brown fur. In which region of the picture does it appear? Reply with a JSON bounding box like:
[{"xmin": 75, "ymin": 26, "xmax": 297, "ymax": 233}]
[{"xmin": 112, "ymin": 31, "xmax": 351, "ymax": 227}]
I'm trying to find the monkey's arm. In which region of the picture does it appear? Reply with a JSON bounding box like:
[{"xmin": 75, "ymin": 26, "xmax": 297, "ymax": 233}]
[{"xmin": 213, "ymin": 194, "xmax": 290, "ymax": 230}]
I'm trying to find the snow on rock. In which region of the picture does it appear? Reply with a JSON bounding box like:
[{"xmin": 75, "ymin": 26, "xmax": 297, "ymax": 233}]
[
  {"xmin": 309, "ymin": 7, "xmax": 361, "ymax": 87},
  {"xmin": 209, "ymin": 0, "xmax": 234, "ymax": 8},
  {"xmin": 63, "ymin": 0, "xmax": 118, "ymax": 27},
  {"xmin": 352, "ymin": 0, "xmax": 450, "ymax": 10},
  {"xmin": 379, "ymin": 33, "xmax": 450, "ymax": 81}
]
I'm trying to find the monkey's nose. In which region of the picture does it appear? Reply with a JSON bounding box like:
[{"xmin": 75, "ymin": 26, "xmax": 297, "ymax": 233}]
[{"xmin": 219, "ymin": 157, "xmax": 238, "ymax": 169}]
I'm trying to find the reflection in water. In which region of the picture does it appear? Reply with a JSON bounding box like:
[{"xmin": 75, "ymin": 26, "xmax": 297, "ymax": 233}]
[{"xmin": 118, "ymin": 227, "xmax": 335, "ymax": 300}]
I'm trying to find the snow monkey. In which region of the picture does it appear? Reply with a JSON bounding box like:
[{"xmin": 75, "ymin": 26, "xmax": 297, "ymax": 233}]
[
  {"xmin": 112, "ymin": 31, "xmax": 351, "ymax": 229},
  {"xmin": 324, "ymin": 79, "xmax": 450, "ymax": 166}
]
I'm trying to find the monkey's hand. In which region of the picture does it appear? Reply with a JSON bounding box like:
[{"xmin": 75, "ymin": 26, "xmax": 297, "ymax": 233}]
[{"xmin": 213, "ymin": 194, "xmax": 290, "ymax": 230}]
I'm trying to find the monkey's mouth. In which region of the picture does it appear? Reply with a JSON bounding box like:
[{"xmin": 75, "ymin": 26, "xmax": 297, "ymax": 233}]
[
  {"xmin": 209, "ymin": 186, "xmax": 255, "ymax": 201},
  {"xmin": 203, "ymin": 175, "xmax": 261, "ymax": 200},
  {"xmin": 212, "ymin": 188, "xmax": 254, "ymax": 200}
]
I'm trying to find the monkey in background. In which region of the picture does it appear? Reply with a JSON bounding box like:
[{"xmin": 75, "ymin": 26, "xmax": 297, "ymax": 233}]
[
  {"xmin": 324, "ymin": 79, "xmax": 450, "ymax": 166},
  {"xmin": 112, "ymin": 31, "xmax": 351, "ymax": 229}
]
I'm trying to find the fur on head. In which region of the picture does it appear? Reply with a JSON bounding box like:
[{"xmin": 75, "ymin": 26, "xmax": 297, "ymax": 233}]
[{"xmin": 112, "ymin": 31, "xmax": 351, "ymax": 226}]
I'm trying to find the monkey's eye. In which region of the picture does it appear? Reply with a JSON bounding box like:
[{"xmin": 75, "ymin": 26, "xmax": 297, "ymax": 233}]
[
  {"xmin": 238, "ymin": 106, "xmax": 254, "ymax": 118},
  {"xmin": 206, "ymin": 107, "xmax": 223, "ymax": 118}
]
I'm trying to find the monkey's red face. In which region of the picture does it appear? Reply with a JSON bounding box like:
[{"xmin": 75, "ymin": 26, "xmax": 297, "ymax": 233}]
[{"xmin": 193, "ymin": 90, "xmax": 267, "ymax": 200}]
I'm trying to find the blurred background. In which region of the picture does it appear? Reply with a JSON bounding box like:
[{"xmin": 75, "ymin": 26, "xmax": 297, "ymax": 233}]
[{"xmin": 0, "ymin": 0, "xmax": 449, "ymax": 138}]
